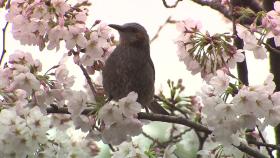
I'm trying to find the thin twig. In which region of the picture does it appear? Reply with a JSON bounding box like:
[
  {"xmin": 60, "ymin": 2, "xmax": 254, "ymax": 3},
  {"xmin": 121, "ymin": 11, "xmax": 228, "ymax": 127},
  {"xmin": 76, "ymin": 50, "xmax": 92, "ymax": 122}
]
[
  {"xmin": 162, "ymin": 128, "xmax": 191, "ymax": 146},
  {"xmin": 154, "ymin": 95, "xmax": 188, "ymax": 118},
  {"xmin": 256, "ymin": 125, "xmax": 274, "ymax": 158},
  {"xmin": 142, "ymin": 131, "xmax": 162, "ymax": 145},
  {"xmin": 162, "ymin": 0, "xmax": 183, "ymax": 8},
  {"xmin": 108, "ymin": 144, "xmax": 115, "ymax": 152},
  {"xmin": 0, "ymin": 22, "xmax": 9, "ymax": 66},
  {"xmin": 79, "ymin": 65, "xmax": 97, "ymax": 96},
  {"xmin": 150, "ymin": 16, "xmax": 178, "ymax": 44}
]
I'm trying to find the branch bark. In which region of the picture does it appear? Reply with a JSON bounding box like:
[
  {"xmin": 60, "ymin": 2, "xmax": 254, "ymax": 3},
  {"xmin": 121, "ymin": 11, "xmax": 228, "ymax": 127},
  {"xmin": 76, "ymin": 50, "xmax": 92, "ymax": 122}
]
[
  {"xmin": 0, "ymin": 22, "xmax": 9, "ymax": 66},
  {"xmin": 235, "ymin": 143, "xmax": 269, "ymax": 158},
  {"xmin": 192, "ymin": 0, "xmax": 231, "ymax": 20},
  {"xmin": 191, "ymin": 0, "xmax": 262, "ymax": 25},
  {"xmin": 137, "ymin": 112, "xmax": 211, "ymax": 134},
  {"xmin": 46, "ymin": 107, "xmax": 268, "ymax": 157},
  {"xmin": 80, "ymin": 65, "xmax": 97, "ymax": 96},
  {"xmin": 231, "ymin": 0, "xmax": 249, "ymax": 86},
  {"xmin": 162, "ymin": 0, "xmax": 183, "ymax": 8}
]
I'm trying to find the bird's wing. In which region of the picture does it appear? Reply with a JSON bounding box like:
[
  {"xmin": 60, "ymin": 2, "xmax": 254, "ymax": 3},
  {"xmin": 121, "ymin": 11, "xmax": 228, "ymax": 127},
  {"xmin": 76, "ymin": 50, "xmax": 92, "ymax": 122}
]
[{"xmin": 147, "ymin": 56, "xmax": 155, "ymax": 81}]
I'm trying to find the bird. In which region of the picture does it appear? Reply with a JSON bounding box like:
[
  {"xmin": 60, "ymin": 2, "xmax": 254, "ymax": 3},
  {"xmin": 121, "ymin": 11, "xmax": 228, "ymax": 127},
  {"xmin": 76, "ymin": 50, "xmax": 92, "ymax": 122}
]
[{"xmin": 102, "ymin": 23, "xmax": 168, "ymax": 115}]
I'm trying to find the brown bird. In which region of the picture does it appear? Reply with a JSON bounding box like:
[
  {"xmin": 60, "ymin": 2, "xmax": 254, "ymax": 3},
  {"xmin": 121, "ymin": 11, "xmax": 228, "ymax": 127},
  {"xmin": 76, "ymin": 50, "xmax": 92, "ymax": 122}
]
[{"xmin": 102, "ymin": 23, "xmax": 168, "ymax": 115}]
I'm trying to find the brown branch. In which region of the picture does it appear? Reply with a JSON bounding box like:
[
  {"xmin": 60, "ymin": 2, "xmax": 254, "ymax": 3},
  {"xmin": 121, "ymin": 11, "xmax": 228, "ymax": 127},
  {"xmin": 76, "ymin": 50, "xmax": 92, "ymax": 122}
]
[
  {"xmin": 231, "ymin": 1, "xmax": 249, "ymax": 86},
  {"xmin": 47, "ymin": 106, "xmax": 210, "ymax": 133},
  {"xmin": 194, "ymin": 130, "xmax": 208, "ymax": 152},
  {"xmin": 79, "ymin": 65, "xmax": 97, "ymax": 96},
  {"xmin": 137, "ymin": 112, "xmax": 211, "ymax": 134},
  {"xmin": 191, "ymin": 0, "xmax": 262, "ymax": 25},
  {"xmin": 192, "ymin": 0, "xmax": 231, "ymax": 20},
  {"xmin": 46, "ymin": 107, "xmax": 92, "ymax": 115},
  {"xmin": 264, "ymin": 42, "xmax": 280, "ymax": 55},
  {"xmin": 162, "ymin": 0, "xmax": 183, "ymax": 8},
  {"xmin": 231, "ymin": 0, "xmax": 263, "ymax": 12},
  {"xmin": 235, "ymin": 143, "xmax": 268, "ymax": 158},
  {"xmin": 0, "ymin": 22, "xmax": 9, "ymax": 66},
  {"xmin": 47, "ymin": 107, "xmax": 268, "ymax": 157},
  {"xmin": 248, "ymin": 139, "xmax": 280, "ymax": 151}
]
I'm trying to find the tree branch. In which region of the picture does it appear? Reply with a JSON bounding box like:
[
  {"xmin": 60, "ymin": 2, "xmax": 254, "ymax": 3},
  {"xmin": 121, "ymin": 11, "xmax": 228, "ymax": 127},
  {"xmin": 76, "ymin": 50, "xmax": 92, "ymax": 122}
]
[
  {"xmin": 0, "ymin": 22, "xmax": 9, "ymax": 66},
  {"xmin": 47, "ymin": 107, "xmax": 268, "ymax": 157},
  {"xmin": 192, "ymin": 0, "xmax": 231, "ymax": 20},
  {"xmin": 191, "ymin": 0, "xmax": 262, "ymax": 25},
  {"xmin": 231, "ymin": 1, "xmax": 249, "ymax": 86},
  {"xmin": 231, "ymin": 0, "xmax": 263, "ymax": 12},
  {"xmin": 248, "ymin": 139, "xmax": 280, "ymax": 151},
  {"xmin": 137, "ymin": 112, "xmax": 212, "ymax": 134},
  {"xmin": 264, "ymin": 42, "xmax": 280, "ymax": 55},
  {"xmin": 162, "ymin": 0, "xmax": 183, "ymax": 8},
  {"xmin": 46, "ymin": 106, "xmax": 211, "ymax": 133},
  {"xmin": 79, "ymin": 65, "xmax": 97, "ymax": 96},
  {"xmin": 235, "ymin": 143, "xmax": 269, "ymax": 158}
]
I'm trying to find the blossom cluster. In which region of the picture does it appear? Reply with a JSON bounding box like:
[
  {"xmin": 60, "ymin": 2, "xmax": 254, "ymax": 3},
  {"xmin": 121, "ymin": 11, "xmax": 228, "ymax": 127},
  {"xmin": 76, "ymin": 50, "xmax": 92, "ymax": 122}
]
[
  {"xmin": 262, "ymin": 1, "xmax": 280, "ymax": 47},
  {"xmin": 6, "ymin": 0, "xmax": 88, "ymax": 50},
  {"xmin": 0, "ymin": 107, "xmax": 50, "ymax": 157},
  {"xmin": 0, "ymin": 50, "xmax": 75, "ymax": 114},
  {"xmin": 236, "ymin": 1, "xmax": 280, "ymax": 61},
  {"xmin": 0, "ymin": 51, "xmax": 99, "ymax": 157},
  {"xmin": 0, "ymin": 106, "xmax": 96, "ymax": 157},
  {"xmin": 111, "ymin": 140, "xmax": 177, "ymax": 158},
  {"xmin": 96, "ymin": 92, "xmax": 143, "ymax": 145},
  {"xmin": 6, "ymin": 0, "xmax": 114, "ymax": 70},
  {"xmin": 175, "ymin": 18, "xmax": 245, "ymax": 80},
  {"xmin": 112, "ymin": 142, "xmax": 148, "ymax": 158},
  {"xmin": 0, "ymin": 50, "xmax": 151, "ymax": 156},
  {"xmin": 236, "ymin": 25, "xmax": 267, "ymax": 59},
  {"xmin": 200, "ymin": 70, "xmax": 280, "ymax": 147}
]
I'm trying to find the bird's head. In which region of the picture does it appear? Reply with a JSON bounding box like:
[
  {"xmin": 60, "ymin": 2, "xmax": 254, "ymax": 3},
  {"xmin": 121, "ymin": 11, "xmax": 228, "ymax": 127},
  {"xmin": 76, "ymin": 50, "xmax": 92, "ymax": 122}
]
[{"xmin": 108, "ymin": 23, "xmax": 149, "ymax": 46}]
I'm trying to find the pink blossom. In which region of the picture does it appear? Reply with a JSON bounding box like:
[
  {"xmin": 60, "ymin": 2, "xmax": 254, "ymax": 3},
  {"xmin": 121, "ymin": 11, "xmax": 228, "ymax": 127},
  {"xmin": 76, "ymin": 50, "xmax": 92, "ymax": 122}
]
[{"xmin": 51, "ymin": 0, "xmax": 70, "ymax": 15}]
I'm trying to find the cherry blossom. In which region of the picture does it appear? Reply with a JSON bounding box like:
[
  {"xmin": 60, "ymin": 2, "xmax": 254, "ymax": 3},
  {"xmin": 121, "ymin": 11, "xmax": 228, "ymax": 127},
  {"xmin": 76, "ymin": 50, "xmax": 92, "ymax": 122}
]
[
  {"xmin": 98, "ymin": 92, "xmax": 143, "ymax": 145},
  {"xmin": 237, "ymin": 25, "xmax": 267, "ymax": 59},
  {"xmin": 112, "ymin": 142, "xmax": 148, "ymax": 158},
  {"xmin": 262, "ymin": 1, "xmax": 280, "ymax": 47},
  {"xmin": 176, "ymin": 19, "xmax": 245, "ymax": 80}
]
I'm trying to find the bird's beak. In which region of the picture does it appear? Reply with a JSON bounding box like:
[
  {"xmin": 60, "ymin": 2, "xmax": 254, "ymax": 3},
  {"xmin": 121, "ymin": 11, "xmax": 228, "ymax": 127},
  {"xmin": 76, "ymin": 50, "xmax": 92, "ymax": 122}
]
[{"xmin": 108, "ymin": 24, "xmax": 124, "ymax": 32}]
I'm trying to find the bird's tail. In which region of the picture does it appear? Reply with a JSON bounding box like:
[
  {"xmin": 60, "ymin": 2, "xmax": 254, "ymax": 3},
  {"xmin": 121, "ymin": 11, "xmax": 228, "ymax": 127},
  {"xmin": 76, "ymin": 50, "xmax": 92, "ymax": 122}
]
[{"xmin": 148, "ymin": 100, "xmax": 169, "ymax": 115}]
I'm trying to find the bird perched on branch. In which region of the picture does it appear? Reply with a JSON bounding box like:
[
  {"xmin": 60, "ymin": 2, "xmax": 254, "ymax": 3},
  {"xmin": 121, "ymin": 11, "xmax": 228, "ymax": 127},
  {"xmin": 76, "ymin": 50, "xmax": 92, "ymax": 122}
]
[{"xmin": 102, "ymin": 23, "xmax": 168, "ymax": 115}]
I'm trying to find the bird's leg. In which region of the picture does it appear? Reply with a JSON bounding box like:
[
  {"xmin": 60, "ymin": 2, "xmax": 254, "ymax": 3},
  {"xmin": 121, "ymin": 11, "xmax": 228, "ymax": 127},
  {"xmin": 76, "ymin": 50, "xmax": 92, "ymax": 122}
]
[
  {"xmin": 144, "ymin": 106, "xmax": 150, "ymax": 113},
  {"xmin": 105, "ymin": 95, "xmax": 113, "ymax": 103}
]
